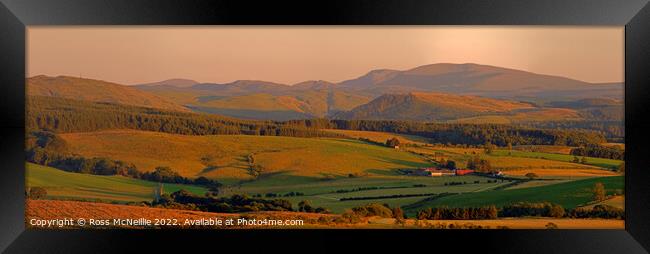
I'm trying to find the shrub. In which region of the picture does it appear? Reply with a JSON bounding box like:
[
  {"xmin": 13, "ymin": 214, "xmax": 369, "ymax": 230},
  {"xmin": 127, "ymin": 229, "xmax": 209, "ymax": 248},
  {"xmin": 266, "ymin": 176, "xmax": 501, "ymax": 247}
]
[
  {"xmin": 569, "ymin": 205, "xmax": 624, "ymax": 219},
  {"xmin": 500, "ymin": 202, "xmax": 565, "ymax": 218},
  {"xmin": 337, "ymin": 210, "xmax": 362, "ymax": 224},
  {"xmin": 351, "ymin": 203, "xmax": 394, "ymax": 218}
]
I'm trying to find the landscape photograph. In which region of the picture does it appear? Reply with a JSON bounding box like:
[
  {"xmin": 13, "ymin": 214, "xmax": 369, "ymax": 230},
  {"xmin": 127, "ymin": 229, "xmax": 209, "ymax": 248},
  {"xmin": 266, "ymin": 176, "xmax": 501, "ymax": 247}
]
[{"xmin": 25, "ymin": 26, "xmax": 625, "ymax": 229}]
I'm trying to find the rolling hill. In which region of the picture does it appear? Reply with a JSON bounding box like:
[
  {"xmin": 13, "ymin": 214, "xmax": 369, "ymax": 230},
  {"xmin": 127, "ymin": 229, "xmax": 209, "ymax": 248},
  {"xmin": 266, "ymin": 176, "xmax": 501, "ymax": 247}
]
[
  {"xmin": 331, "ymin": 92, "xmax": 578, "ymax": 121},
  {"xmin": 58, "ymin": 129, "xmax": 431, "ymax": 180},
  {"xmin": 338, "ymin": 63, "xmax": 623, "ymax": 100},
  {"xmin": 26, "ymin": 163, "xmax": 207, "ymax": 203},
  {"xmin": 129, "ymin": 63, "xmax": 621, "ymax": 121},
  {"xmin": 134, "ymin": 78, "xmax": 199, "ymax": 88},
  {"xmin": 27, "ymin": 75, "xmax": 189, "ymax": 112},
  {"xmin": 139, "ymin": 84, "xmax": 371, "ymax": 120}
]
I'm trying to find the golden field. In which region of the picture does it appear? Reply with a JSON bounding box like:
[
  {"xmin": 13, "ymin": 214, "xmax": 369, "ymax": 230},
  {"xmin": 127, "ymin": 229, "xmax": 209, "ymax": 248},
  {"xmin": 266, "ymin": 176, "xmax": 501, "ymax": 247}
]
[
  {"xmin": 59, "ymin": 130, "xmax": 430, "ymax": 179},
  {"xmin": 322, "ymin": 129, "xmax": 430, "ymax": 145},
  {"xmin": 502, "ymin": 168, "xmax": 619, "ymax": 177}
]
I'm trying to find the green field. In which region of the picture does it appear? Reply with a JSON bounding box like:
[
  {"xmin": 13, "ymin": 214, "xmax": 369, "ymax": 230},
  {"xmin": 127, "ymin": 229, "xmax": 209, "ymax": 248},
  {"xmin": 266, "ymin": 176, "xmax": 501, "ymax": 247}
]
[
  {"xmin": 404, "ymin": 176, "xmax": 624, "ymax": 216},
  {"xmin": 26, "ymin": 163, "xmax": 207, "ymax": 203},
  {"xmin": 490, "ymin": 149, "xmax": 623, "ymax": 170},
  {"xmin": 33, "ymin": 129, "xmax": 625, "ymax": 215},
  {"xmin": 227, "ymin": 173, "xmax": 508, "ymax": 213}
]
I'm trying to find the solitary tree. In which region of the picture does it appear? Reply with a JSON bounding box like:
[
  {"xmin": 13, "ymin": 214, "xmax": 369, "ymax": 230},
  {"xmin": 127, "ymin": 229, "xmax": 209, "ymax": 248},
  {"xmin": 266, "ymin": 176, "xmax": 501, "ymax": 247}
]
[
  {"xmin": 386, "ymin": 138, "xmax": 401, "ymax": 148},
  {"xmin": 248, "ymin": 164, "xmax": 264, "ymax": 179},
  {"xmin": 592, "ymin": 182, "xmax": 606, "ymax": 202},
  {"xmin": 573, "ymin": 156, "xmax": 581, "ymax": 163},
  {"xmin": 298, "ymin": 200, "xmax": 314, "ymax": 213},
  {"xmin": 507, "ymin": 142, "xmax": 513, "ymax": 155},
  {"xmin": 445, "ymin": 160, "xmax": 457, "ymax": 170},
  {"xmin": 484, "ymin": 142, "xmax": 495, "ymax": 155},
  {"xmin": 549, "ymin": 204, "xmax": 565, "ymax": 218},
  {"xmin": 580, "ymin": 157, "xmax": 588, "ymax": 164}
]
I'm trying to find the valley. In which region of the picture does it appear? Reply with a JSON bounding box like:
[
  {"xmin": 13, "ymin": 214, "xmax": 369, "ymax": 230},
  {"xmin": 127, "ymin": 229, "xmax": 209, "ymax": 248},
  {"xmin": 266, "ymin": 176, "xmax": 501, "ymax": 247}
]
[{"xmin": 24, "ymin": 62, "xmax": 625, "ymax": 229}]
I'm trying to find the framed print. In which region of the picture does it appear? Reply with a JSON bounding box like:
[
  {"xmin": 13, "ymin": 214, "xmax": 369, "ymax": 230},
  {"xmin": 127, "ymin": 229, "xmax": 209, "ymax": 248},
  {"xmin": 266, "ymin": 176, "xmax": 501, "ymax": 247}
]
[{"xmin": 1, "ymin": 0, "xmax": 649, "ymax": 253}]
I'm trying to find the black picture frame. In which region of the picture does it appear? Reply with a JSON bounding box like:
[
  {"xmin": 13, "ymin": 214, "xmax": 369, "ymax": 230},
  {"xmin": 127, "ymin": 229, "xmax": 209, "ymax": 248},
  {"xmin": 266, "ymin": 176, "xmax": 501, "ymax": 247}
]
[{"xmin": 1, "ymin": 0, "xmax": 649, "ymax": 253}]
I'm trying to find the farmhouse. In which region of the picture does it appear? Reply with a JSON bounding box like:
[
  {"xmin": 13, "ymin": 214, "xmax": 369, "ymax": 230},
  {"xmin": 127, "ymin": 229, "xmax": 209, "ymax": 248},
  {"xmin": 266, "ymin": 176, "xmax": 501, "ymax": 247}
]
[
  {"xmin": 404, "ymin": 167, "xmax": 476, "ymax": 177},
  {"xmin": 423, "ymin": 168, "xmax": 455, "ymax": 177}
]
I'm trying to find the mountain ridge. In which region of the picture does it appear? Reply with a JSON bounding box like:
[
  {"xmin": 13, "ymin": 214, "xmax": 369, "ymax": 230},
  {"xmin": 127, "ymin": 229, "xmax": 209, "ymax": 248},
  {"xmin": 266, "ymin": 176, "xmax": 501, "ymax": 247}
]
[{"xmin": 27, "ymin": 75, "xmax": 190, "ymax": 112}]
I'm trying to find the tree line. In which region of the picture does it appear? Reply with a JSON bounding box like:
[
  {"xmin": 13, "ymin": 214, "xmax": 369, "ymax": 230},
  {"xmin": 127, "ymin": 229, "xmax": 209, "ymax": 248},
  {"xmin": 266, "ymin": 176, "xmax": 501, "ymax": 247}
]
[
  {"xmin": 414, "ymin": 202, "xmax": 623, "ymax": 220},
  {"xmin": 154, "ymin": 190, "xmax": 294, "ymax": 213},
  {"xmin": 519, "ymin": 120, "xmax": 624, "ymax": 142},
  {"xmin": 571, "ymin": 145, "xmax": 625, "ymax": 160},
  {"xmin": 27, "ymin": 96, "xmax": 344, "ymax": 138},
  {"xmin": 416, "ymin": 206, "xmax": 499, "ymax": 220},
  {"xmin": 28, "ymin": 96, "xmax": 609, "ymax": 147}
]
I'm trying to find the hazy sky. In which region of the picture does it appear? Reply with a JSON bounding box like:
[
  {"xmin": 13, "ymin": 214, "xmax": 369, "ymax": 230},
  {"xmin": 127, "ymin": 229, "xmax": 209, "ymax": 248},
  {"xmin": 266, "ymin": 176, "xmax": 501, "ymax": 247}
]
[{"xmin": 27, "ymin": 26, "xmax": 623, "ymax": 85}]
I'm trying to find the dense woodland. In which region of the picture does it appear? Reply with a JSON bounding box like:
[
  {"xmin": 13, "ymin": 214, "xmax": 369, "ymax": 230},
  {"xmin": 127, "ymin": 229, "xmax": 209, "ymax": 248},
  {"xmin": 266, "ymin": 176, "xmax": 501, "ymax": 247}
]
[
  {"xmin": 520, "ymin": 120, "xmax": 624, "ymax": 142},
  {"xmin": 28, "ymin": 96, "xmax": 610, "ymax": 147},
  {"xmin": 570, "ymin": 145, "xmax": 625, "ymax": 160},
  {"xmin": 27, "ymin": 96, "xmax": 344, "ymax": 138}
]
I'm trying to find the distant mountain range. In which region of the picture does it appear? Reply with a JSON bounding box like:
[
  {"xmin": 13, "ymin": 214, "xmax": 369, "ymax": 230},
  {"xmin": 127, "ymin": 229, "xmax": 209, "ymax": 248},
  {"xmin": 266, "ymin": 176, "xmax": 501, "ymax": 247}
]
[
  {"xmin": 338, "ymin": 63, "xmax": 622, "ymax": 100},
  {"xmin": 28, "ymin": 63, "xmax": 623, "ymax": 122}
]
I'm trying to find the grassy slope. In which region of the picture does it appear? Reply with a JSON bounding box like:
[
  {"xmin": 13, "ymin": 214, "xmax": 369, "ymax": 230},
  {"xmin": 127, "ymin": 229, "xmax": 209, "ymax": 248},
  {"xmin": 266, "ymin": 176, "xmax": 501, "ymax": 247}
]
[
  {"xmin": 491, "ymin": 149, "xmax": 623, "ymax": 170},
  {"xmin": 59, "ymin": 130, "xmax": 431, "ymax": 179},
  {"xmin": 406, "ymin": 146, "xmax": 602, "ymax": 172},
  {"xmin": 142, "ymin": 87, "xmax": 370, "ymax": 119},
  {"xmin": 322, "ymin": 129, "xmax": 430, "ymax": 145},
  {"xmin": 404, "ymin": 176, "xmax": 624, "ymax": 215},
  {"xmin": 450, "ymin": 108, "xmax": 583, "ymax": 124},
  {"xmin": 26, "ymin": 163, "xmax": 207, "ymax": 203},
  {"xmin": 27, "ymin": 75, "xmax": 188, "ymax": 112}
]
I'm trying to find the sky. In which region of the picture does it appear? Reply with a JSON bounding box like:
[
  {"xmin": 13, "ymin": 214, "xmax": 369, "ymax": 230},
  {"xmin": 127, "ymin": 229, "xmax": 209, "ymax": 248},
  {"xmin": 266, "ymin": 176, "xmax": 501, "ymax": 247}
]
[{"xmin": 27, "ymin": 26, "xmax": 624, "ymax": 85}]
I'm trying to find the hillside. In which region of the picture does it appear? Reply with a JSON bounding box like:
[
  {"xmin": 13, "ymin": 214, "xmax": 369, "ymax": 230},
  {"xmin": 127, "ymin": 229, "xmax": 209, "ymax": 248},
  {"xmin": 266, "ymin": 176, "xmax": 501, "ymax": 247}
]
[
  {"xmin": 338, "ymin": 63, "xmax": 623, "ymax": 100},
  {"xmin": 140, "ymin": 85, "xmax": 371, "ymax": 120},
  {"xmin": 332, "ymin": 92, "xmax": 569, "ymax": 121},
  {"xmin": 26, "ymin": 163, "xmax": 207, "ymax": 202},
  {"xmin": 129, "ymin": 63, "xmax": 622, "ymax": 121},
  {"xmin": 291, "ymin": 80, "xmax": 336, "ymax": 90},
  {"xmin": 134, "ymin": 78, "xmax": 199, "ymax": 88},
  {"xmin": 58, "ymin": 130, "xmax": 431, "ymax": 179},
  {"xmin": 27, "ymin": 75, "xmax": 189, "ymax": 112}
]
